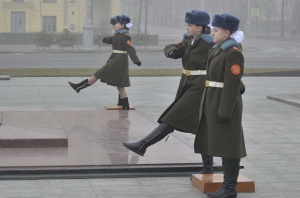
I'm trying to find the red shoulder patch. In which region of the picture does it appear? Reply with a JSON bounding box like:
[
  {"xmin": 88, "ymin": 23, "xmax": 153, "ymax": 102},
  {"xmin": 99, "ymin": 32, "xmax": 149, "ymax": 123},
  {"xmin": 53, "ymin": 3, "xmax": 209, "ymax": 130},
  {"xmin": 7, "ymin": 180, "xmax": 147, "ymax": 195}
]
[
  {"xmin": 231, "ymin": 64, "xmax": 241, "ymax": 75},
  {"xmin": 127, "ymin": 40, "xmax": 132, "ymax": 46}
]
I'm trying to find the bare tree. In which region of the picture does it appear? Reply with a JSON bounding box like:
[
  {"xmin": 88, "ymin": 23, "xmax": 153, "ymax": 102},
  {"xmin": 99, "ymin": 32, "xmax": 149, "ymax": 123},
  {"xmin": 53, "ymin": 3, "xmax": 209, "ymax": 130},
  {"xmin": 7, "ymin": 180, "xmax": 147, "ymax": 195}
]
[{"xmin": 281, "ymin": 0, "xmax": 285, "ymax": 37}]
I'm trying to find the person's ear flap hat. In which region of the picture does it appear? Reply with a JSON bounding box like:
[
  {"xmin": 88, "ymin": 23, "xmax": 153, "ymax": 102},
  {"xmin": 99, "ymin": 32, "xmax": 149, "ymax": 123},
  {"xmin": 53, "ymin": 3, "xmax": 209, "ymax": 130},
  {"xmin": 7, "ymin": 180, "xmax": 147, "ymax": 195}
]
[
  {"xmin": 110, "ymin": 16, "xmax": 118, "ymax": 25},
  {"xmin": 116, "ymin": 15, "xmax": 131, "ymax": 25},
  {"xmin": 211, "ymin": 14, "xmax": 239, "ymax": 32},
  {"xmin": 185, "ymin": 10, "xmax": 210, "ymax": 26}
]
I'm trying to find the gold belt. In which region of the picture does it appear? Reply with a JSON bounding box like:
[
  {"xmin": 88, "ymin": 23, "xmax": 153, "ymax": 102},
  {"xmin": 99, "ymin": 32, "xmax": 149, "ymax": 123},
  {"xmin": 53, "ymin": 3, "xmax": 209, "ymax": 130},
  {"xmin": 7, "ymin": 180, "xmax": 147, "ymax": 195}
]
[
  {"xmin": 182, "ymin": 69, "xmax": 206, "ymax": 76},
  {"xmin": 205, "ymin": 80, "xmax": 224, "ymax": 88},
  {"xmin": 112, "ymin": 50, "xmax": 127, "ymax": 54}
]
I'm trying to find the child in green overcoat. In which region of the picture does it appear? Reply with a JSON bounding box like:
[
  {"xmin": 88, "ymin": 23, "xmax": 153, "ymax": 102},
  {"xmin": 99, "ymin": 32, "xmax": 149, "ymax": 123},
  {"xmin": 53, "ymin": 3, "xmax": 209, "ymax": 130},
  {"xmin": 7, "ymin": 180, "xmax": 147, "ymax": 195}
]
[
  {"xmin": 68, "ymin": 15, "xmax": 141, "ymax": 110},
  {"xmin": 194, "ymin": 14, "xmax": 246, "ymax": 198}
]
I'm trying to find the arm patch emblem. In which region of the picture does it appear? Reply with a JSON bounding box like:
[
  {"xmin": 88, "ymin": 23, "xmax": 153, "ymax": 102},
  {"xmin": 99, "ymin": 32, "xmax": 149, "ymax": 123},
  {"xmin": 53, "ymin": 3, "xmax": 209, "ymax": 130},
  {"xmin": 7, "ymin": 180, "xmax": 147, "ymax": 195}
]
[
  {"xmin": 231, "ymin": 64, "xmax": 241, "ymax": 75},
  {"xmin": 127, "ymin": 40, "xmax": 132, "ymax": 46}
]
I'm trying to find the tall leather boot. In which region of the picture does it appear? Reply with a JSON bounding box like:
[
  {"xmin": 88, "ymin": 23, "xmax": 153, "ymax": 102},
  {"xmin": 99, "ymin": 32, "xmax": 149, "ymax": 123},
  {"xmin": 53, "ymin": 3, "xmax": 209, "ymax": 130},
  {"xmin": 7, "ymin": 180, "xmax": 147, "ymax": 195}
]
[
  {"xmin": 122, "ymin": 123, "xmax": 174, "ymax": 156},
  {"xmin": 120, "ymin": 97, "xmax": 129, "ymax": 110},
  {"xmin": 117, "ymin": 94, "xmax": 122, "ymax": 106},
  {"xmin": 68, "ymin": 79, "xmax": 90, "ymax": 93},
  {"xmin": 200, "ymin": 154, "xmax": 214, "ymax": 174},
  {"xmin": 207, "ymin": 158, "xmax": 240, "ymax": 198}
]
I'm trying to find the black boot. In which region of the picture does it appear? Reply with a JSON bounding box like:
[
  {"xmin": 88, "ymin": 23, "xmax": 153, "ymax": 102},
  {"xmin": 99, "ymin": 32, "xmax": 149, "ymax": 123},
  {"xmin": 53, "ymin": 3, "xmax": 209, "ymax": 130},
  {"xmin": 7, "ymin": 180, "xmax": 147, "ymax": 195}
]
[
  {"xmin": 207, "ymin": 158, "xmax": 240, "ymax": 198},
  {"xmin": 200, "ymin": 154, "xmax": 214, "ymax": 174},
  {"xmin": 117, "ymin": 94, "xmax": 122, "ymax": 106},
  {"xmin": 68, "ymin": 79, "xmax": 90, "ymax": 93},
  {"xmin": 120, "ymin": 97, "xmax": 129, "ymax": 110},
  {"xmin": 122, "ymin": 123, "xmax": 174, "ymax": 156}
]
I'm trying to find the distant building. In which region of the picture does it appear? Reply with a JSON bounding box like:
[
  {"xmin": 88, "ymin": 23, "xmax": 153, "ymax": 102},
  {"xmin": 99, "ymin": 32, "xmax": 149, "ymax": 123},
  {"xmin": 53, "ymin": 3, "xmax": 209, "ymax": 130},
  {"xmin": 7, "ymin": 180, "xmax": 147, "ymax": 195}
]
[{"xmin": 0, "ymin": 0, "xmax": 121, "ymax": 33}]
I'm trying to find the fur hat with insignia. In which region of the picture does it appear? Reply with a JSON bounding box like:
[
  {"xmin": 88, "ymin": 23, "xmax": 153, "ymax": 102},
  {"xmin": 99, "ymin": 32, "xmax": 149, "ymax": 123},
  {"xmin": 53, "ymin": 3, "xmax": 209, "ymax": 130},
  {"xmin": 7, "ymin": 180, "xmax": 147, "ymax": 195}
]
[
  {"xmin": 110, "ymin": 16, "xmax": 118, "ymax": 25},
  {"xmin": 116, "ymin": 15, "xmax": 131, "ymax": 25},
  {"xmin": 185, "ymin": 10, "xmax": 210, "ymax": 26},
  {"xmin": 212, "ymin": 14, "xmax": 240, "ymax": 32}
]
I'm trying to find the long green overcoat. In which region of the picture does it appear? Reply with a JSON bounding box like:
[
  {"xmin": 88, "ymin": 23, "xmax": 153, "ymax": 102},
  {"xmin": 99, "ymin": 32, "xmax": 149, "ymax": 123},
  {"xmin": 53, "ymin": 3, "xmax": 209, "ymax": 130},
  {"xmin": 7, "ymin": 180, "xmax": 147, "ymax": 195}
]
[
  {"xmin": 158, "ymin": 33, "xmax": 214, "ymax": 134},
  {"xmin": 94, "ymin": 29, "xmax": 140, "ymax": 87},
  {"xmin": 194, "ymin": 38, "xmax": 247, "ymax": 158}
]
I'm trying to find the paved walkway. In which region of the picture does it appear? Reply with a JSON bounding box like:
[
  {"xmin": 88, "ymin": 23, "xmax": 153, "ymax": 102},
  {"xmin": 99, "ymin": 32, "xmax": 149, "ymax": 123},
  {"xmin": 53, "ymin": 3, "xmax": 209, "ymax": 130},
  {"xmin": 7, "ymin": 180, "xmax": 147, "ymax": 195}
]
[{"xmin": 0, "ymin": 76, "xmax": 299, "ymax": 197}]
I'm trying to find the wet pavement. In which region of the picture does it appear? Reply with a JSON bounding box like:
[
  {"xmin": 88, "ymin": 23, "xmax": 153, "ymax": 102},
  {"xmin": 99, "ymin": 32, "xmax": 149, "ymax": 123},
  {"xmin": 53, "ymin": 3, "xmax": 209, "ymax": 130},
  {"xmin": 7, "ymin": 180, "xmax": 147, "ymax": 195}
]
[
  {"xmin": 0, "ymin": 110, "xmax": 200, "ymax": 167},
  {"xmin": 0, "ymin": 76, "xmax": 299, "ymax": 197}
]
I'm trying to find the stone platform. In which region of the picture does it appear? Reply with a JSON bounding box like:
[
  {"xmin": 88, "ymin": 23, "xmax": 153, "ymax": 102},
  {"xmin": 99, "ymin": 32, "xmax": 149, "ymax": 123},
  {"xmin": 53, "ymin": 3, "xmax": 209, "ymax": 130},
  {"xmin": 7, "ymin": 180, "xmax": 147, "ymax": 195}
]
[
  {"xmin": 0, "ymin": 75, "xmax": 10, "ymax": 80},
  {"xmin": 0, "ymin": 126, "xmax": 68, "ymax": 148},
  {"xmin": 191, "ymin": 174, "xmax": 255, "ymax": 194},
  {"xmin": 0, "ymin": 110, "xmax": 202, "ymax": 168},
  {"xmin": 105, "ymin": 105, "xmax": 136, "ymax": 110}
]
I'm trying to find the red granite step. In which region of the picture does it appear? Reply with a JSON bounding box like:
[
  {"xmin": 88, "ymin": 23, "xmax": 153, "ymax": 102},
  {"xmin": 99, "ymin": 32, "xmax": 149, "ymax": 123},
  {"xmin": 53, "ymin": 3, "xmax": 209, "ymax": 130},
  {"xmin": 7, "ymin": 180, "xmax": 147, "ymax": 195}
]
[
  {"xmin": 105, "ymin": 105, "xmax": 135, "ymax": 110},
  {"xmin": 191, "ymin": 173, "xmax": 255, "ymax": 194},
  {"xmin": 0, "ymin": 126, "xmax": 68, "ymax": 148}
]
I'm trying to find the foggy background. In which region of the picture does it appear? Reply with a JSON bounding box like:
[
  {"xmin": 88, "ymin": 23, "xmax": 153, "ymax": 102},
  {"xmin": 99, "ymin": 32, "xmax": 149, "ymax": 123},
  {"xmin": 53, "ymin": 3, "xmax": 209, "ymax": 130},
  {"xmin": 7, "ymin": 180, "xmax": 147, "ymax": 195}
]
[
  {"xmin": 122, "ymin": 0, "xmax": 300, "ymax": 38},
  {"xmin": 0, "ymin": 0, "xmax": 299, "ymax": 72}
]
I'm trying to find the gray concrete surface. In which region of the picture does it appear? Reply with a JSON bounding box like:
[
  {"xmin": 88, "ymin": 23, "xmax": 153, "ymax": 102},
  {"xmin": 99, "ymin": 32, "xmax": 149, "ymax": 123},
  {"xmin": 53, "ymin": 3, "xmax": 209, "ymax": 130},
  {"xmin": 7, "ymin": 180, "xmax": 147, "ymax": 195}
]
[
  {"xmin": 0, "ymin": 24, "xmax": 300, "ymax": 197},
  {"xmin": 267, "ymin": 94, "xmax": 300, "ymax": 108},
  {"xmin": 0, "ymin": 76, "xmax": 299, "ymax": 197}
]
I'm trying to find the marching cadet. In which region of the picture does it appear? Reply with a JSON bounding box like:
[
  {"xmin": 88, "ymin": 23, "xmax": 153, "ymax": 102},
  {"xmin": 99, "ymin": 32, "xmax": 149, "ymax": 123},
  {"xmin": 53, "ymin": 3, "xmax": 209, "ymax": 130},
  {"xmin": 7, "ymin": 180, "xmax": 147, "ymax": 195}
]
[
  {"xmin": 123, "ymin": 10, "xmax": 216, "ymax": 174},
  {"xmin": 194, "ymin": 14, "xmax": 246, "ymax": 198},
  {"xmin": 110, "ymin": 15, "xmax": 118, "ymax": 31},
  {"xmin": 68, "ymin": 15, "xmax": 141, "ymax": 110}
]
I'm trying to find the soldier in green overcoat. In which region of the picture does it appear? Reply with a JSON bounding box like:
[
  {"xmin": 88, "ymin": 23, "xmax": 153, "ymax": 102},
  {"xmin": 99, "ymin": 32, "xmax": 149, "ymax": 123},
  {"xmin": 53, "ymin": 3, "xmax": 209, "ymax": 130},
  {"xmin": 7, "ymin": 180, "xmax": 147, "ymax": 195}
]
[
  {"xmin": 68, "ymin": 15, "xmax": 141, "ymax": 110},
  {"xmin": 122, "ymin": 10, "xmax": 216, "ymax": 174},
  {"xmin": 159, "ymin": 32, "xmax": 213, "ymax": 134},
  {"xmin": 194, "ymin": 14, "xmax": 246, "ymax": 198}
]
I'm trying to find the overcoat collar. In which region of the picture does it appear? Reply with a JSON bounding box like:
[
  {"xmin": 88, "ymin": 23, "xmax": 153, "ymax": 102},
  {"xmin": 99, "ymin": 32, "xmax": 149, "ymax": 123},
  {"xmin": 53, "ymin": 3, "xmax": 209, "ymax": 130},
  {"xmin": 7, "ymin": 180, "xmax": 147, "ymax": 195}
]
[
  {"xmin": 190, "ymin": 33, "xmax": 202, "ymax": 48},
  {"xmin": 116, "ymin": 29, "xmax": 129, "ymax": 34},
  {"xmin": 209, "ymin": 38, "xmax": 239, "ymax": 60}
]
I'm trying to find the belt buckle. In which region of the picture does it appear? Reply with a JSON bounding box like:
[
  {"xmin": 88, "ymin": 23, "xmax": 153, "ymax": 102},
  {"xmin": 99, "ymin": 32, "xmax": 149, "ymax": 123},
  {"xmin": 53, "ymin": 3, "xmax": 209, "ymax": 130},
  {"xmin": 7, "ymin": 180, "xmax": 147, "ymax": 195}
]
[
  {"xmin": 185, "ymin": 70, "xmax": 191, "ymax": 76},
  {"xmin": 205, "ymin": 80, "xmax": 209, "ymax": 87}
]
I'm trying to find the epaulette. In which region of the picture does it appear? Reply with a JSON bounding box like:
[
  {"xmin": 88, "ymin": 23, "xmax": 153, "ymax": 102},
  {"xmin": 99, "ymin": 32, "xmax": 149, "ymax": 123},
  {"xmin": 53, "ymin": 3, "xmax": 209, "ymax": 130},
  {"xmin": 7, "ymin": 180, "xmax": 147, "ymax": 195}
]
[
  {"xmin": 200, "ymin": 34, "xmax": 213, "ymax": 44},
  {"xmin": 220, "ymin": 39, "xmax": 240, "ymax": 51}
]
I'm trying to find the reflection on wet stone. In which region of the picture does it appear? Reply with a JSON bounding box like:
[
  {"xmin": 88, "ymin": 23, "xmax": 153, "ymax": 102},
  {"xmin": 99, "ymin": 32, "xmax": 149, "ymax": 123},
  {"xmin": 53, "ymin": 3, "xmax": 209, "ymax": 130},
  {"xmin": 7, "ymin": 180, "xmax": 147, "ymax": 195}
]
[
  {"xmin": 105, "ymin": 111, "xmax": 130, "ymax": 164},
  {"xmin": 0, "ymin": 110, "xmax": 201, "ymax": 167}
]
